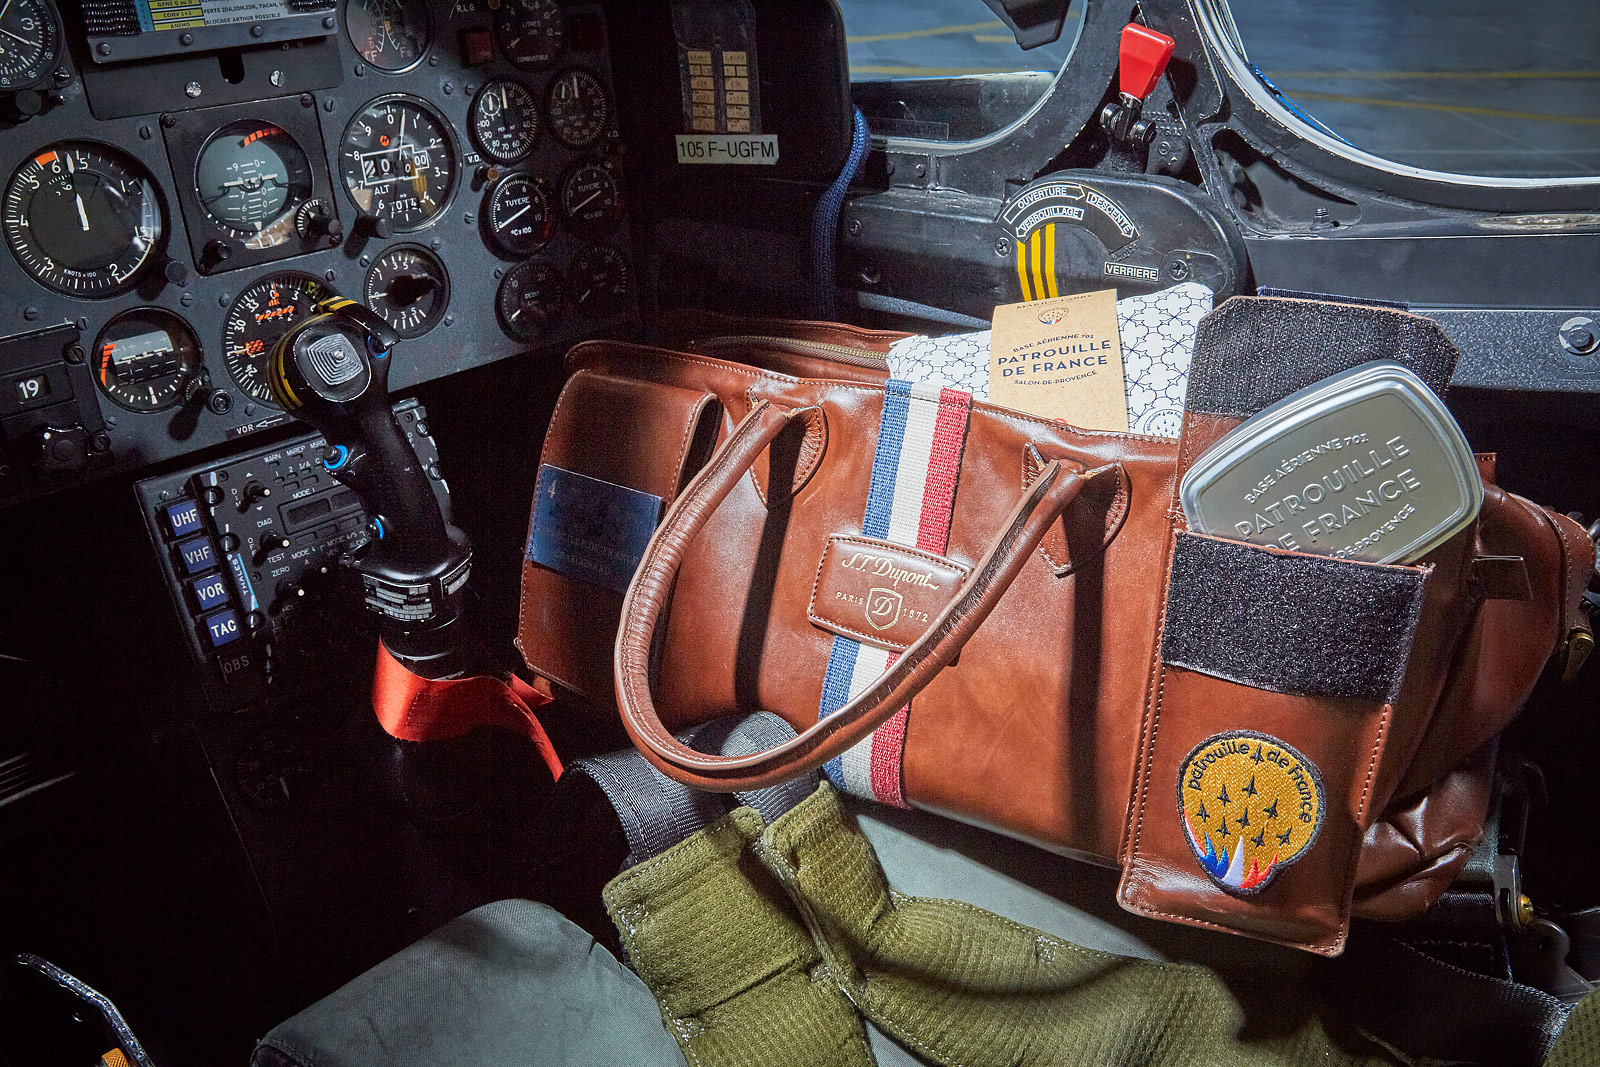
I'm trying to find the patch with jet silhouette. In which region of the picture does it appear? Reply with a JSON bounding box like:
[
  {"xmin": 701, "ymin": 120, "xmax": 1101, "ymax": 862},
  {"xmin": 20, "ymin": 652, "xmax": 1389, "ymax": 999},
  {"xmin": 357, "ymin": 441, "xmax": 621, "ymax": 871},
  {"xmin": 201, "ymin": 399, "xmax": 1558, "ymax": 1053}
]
[{"xmin": 1178, "ymin": 731, "xmax": 1325, "ymax": 896}]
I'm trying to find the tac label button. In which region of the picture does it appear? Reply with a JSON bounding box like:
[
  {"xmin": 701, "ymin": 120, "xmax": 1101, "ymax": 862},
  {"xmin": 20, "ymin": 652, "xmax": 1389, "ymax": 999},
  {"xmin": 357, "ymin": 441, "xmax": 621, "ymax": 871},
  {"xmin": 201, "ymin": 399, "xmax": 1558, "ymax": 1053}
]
[
  {"xmin": 177, "ymin": 536, "xmax": 217, "ymax": 575},
  {"xmin": 201, "ymin": 607, "xmax": 242, "ymax": 648},
  {"xmin": 190, "ymin": 573, "xmax": 230, "ymax": 612},
  {"xmin": 163, "ymin": 499, "xmax": 203, "ymax": 539}
]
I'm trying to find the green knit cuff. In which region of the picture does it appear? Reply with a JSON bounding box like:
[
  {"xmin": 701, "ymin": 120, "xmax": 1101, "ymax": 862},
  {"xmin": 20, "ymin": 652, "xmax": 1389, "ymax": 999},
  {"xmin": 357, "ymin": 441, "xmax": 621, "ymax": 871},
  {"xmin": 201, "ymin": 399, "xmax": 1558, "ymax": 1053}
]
[
  {"xmin": 604, "ymin": 807, "xmax": 874, "ymax": 1067},
  {"xmin": 757, "ymin": 783, "xmax": 1402, "ymax": 1067}
]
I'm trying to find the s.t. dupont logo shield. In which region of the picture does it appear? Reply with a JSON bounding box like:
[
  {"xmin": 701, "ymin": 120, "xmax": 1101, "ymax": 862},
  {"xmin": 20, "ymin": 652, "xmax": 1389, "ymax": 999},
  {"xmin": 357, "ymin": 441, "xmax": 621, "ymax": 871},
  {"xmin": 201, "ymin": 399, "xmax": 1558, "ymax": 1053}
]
[
  {"xmin": 1178, "ymin": 732, "xmax": 1325, "ymax": 896},
  {"xmin": 865, "ymin": 587, "xmax": 903, "ymax": 630}
]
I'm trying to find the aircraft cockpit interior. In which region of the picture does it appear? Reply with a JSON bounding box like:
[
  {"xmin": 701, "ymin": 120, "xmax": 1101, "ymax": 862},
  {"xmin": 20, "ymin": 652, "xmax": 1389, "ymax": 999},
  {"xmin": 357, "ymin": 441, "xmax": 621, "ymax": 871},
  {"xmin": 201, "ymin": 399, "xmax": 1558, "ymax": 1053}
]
[{"xmin": 0, "ymin": 0, "xmax": 1598, "ymax": 1063}]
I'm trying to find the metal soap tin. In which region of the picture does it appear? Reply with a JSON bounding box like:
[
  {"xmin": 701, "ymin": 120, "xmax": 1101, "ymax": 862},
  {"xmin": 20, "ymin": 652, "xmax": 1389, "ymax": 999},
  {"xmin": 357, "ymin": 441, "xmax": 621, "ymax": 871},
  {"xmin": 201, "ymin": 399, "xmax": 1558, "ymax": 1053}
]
[{"xmin": 1179, "ymin": 361, "xmax": 1483, "ymax": 564}]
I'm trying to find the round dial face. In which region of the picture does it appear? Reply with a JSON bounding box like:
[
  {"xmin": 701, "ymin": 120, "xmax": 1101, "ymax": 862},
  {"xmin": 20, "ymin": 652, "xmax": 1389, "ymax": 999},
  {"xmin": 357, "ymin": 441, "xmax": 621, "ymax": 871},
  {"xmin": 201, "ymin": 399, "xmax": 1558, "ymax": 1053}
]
[
  {"xmin": 566, "ymin": 244, "xmax": 630, "ymax": 318},
  {"xmin": 493, "ymin": 0, "xmax": 564, "ymax": 72},
  {"xmin": 346, "ymin": 0, "xmax": 431, "ymax": 72},
  {"xmin": 546, "ymin": 69, "xmax": 609, "ymax": 149},
  {"xmin": 363, "ymin": 244, "xmax": 450, "ymax": 339},
  {"xmin": 486, "ymin": 173, "xmax": 554, "ymax": 256},
  {"xmin": 0, "ymin": 0, "xmax": 58, "ymax": 89},
  {"xmin": 195, "ymin": 121, "xmax": 314, "ymax": 248},
  {"xmin": 3, "ymin": 142, "xmax": 162, "ymax": 297},
  {"xmin": 93, "ymin": 308, "xmax": 203, "ymax": 413},
  {"xmin": 340, "ymin": 96, "xmax": 458, "ymax": 231},
  {"xmin": 496, "ymin": 260, "xmax": 563, "ymax": 341},
  {"xmin": 560, "ymin": 161, "xmax": 621, "ymax": 239},
  {"xmin": 223, "ymin": 272, "xmax": 337, "ymax": 405},
  {"xmin": 469, "ymin": 78, "xmax": 541, "ymax": 164}
]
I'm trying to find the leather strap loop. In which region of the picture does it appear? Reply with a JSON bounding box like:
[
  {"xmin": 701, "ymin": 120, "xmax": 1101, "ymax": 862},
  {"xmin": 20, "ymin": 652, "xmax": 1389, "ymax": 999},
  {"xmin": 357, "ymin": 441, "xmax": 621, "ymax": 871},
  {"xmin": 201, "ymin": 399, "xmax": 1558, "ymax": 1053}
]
[{"xmin": 614, "ymin": 398, "xmax": 1095, "ymax": 792}]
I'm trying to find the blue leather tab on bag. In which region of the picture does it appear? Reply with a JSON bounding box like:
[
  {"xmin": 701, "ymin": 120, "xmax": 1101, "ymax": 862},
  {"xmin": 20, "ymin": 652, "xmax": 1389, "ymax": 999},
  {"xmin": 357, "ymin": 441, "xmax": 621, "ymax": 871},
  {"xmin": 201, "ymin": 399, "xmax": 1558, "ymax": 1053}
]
[{"xmin": 526, "ymin": 464, "xmax": 664, "ymax": 594}]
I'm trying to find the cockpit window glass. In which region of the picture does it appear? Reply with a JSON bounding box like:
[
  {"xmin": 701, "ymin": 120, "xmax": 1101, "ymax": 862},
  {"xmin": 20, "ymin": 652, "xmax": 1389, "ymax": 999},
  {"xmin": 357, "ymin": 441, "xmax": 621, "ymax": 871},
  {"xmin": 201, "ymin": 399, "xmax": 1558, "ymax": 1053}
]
[
  {"xmin": 837, "ymin": 1, "xmax": 1085, "ymax": 142},
  {"xmin": 1228, "ymin": 0, "xmax": 1600, "ymax": 178}
]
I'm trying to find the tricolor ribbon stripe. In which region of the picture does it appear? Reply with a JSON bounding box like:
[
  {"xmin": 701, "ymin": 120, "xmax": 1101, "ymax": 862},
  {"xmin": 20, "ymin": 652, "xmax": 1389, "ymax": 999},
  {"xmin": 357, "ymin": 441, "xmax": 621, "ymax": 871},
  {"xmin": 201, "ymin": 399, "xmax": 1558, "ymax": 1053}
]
[{"xmin": 819, "ymin": 379, "xmax": 971, "ymax": 806}]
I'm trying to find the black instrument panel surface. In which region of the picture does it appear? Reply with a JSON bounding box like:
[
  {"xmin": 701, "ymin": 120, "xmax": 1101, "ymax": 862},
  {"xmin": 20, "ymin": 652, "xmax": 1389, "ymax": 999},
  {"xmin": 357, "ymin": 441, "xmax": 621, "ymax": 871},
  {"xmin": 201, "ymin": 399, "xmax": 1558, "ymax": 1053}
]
[{"xmin": 0, "ymin": 0, "xmax": 632, "ymax": 511}]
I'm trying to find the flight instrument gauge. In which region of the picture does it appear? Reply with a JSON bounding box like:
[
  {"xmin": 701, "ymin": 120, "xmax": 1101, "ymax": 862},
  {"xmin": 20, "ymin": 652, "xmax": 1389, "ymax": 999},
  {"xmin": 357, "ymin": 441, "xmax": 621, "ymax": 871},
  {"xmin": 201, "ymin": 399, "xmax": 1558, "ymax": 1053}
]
[
  {"xmin": 495, "ymin": 260, "xmax": 563, "ymax": 342},
  {"xmin": 222, "ymin": 272, "xmax": 338, "ymax": 405},
  {"xmin": 363, "ymin": 245, "xmax": 450, "ymax": 339},
  {"xmin": 346, "ymin": 0, "xmax": 431, "ymax": 72},
  {"xmin": 560, "ymin": 161, "xmax": 621, "ymax": 239},
  {"xmin": 469, "ymin": 79, "xmax": 541, "ymax": 164},
  {"xmin": 195, "ymin": 121, "xmax": 314, "ymax": 249},
  {"xmin": 339, "ymin": 96, "xmax": 458, "ymax": 231},
  {"xmin": 493, "ymin": 0, "xmax": 565, "ymax": 72},
  {"xmin": 566, "ymin": 244, "xmax": 630, "ymax": 318},
  {"xmin": 3, "ymin": 142, "xmax": 163, "ymax": 297},
  {"xmin": 93, "ymin": 308, "xmax": 203, "ymax": 413},
  {"xmin": 545, "ymin": 69, "xmax": 609, "ymax": 149},
  {"xmin": 485, "ymin": 173, "xmax": 554, "ymax": 256},
  {"xmin": 0, "ymin": 0, "xmax": 59, "ymax": 89}
]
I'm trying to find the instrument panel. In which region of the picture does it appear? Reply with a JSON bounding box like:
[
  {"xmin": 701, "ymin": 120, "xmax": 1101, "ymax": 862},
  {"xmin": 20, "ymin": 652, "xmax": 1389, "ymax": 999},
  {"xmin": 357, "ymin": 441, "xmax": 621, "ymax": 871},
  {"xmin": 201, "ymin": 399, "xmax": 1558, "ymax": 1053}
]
[{"xmin": 0, "ymin": 0, "xmax": 633, "ymax": 510}]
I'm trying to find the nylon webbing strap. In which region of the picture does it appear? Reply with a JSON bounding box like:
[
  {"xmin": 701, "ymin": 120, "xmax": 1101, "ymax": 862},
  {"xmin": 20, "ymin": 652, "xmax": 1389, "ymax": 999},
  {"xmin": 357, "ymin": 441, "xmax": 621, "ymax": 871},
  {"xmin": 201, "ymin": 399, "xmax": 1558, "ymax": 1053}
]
[
  {"xmin": 566, "ymin": 713, "xmax": 810, "ymax": 868},
  {"xmin": 604, "ymin": 809, "xmax": 876, "ymax": 1067}
]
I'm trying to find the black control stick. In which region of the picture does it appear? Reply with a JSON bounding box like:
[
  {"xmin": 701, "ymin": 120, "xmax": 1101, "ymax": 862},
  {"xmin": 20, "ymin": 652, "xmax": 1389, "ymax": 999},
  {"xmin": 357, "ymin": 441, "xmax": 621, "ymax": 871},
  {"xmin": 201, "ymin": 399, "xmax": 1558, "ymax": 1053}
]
[{"xmin": 267, "ymin": 298, "xmax": 474, "ymax": 678}]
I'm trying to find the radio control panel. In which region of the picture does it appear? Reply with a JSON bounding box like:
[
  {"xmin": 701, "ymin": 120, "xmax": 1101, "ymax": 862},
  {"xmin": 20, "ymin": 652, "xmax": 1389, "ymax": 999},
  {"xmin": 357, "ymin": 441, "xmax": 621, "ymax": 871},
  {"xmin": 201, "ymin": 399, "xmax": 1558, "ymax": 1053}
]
[{"xmin": 135, "ymin": 399, "xmax": 447, "ymax": 712}]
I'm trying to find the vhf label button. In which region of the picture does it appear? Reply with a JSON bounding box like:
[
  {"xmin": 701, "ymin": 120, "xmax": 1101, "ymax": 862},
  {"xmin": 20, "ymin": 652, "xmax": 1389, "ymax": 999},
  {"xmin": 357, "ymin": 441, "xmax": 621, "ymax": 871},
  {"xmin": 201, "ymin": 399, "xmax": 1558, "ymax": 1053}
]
[
  {"xmin": 190, "ymin": 574, "xmax": 230, "ymax": 612},
  {"xmin": 163, "ymin": 499, "xmax": 203, "ymax": 539},
  {"xmin": 202, "ymin": 608, "xmax": 242, "ymax": 648},
  {"xmin": 177, "ymin": 536, "xmax": 217, "ymax": 575}
]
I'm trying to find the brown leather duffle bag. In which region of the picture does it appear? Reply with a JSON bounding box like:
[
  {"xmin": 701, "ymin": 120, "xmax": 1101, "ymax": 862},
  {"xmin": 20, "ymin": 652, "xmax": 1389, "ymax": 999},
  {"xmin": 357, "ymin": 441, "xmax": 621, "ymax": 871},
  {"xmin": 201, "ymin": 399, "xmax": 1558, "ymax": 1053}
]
[{"xmin": 517, "ymin": 296, "xmax": 1596, "ymax": 955}]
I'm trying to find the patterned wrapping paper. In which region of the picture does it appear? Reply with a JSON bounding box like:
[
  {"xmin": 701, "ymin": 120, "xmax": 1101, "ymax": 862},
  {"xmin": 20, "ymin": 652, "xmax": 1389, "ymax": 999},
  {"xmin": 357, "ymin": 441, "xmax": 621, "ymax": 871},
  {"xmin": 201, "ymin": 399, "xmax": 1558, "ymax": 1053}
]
[{"xmin": 884, "ymin": 282, "xmax": 1214, "ymax": 438}]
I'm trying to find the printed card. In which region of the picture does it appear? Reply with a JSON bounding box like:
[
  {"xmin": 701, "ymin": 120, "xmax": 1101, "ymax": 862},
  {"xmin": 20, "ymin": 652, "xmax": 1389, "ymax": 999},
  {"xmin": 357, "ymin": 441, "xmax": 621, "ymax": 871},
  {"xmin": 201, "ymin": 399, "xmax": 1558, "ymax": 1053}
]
[{"xmin": 989, "ymin": 289, "xmax": 1129, "ymax": 431}]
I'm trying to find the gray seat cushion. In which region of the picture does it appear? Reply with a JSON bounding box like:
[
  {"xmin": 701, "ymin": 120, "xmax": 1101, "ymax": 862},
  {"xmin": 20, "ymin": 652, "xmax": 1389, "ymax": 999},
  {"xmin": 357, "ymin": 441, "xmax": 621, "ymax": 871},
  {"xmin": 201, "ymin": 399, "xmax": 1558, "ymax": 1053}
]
[{"xmin": 252, "ymin": 898, "xmax": 687, "ymax": 1067}]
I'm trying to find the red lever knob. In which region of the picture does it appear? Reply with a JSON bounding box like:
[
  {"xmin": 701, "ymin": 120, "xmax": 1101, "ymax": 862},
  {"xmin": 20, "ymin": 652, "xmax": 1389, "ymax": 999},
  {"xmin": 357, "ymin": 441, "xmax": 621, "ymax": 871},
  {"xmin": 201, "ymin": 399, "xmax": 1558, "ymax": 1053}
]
[{"xmin": 1118, "ymin": 24, "xmax": 1175, "ymax": 101}]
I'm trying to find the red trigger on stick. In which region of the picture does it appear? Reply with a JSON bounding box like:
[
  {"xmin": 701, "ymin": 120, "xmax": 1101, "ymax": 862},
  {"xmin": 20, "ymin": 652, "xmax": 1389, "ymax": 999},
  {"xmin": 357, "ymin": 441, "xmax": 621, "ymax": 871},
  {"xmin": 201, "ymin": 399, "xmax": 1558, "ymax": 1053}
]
[{"xmin": 1118, "ymin": 24, "xmax": 1175, "ymax": 104}]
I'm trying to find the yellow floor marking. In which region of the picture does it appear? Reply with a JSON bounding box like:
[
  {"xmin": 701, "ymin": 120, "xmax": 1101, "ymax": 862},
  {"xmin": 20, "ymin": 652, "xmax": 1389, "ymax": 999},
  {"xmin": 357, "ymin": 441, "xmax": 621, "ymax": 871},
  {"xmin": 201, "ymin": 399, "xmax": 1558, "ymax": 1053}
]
[
  {"xmin": 1271, "ymin": 69, "xmax": 1600, "ymax": 81},
  {"xmin": 1285, "ymin": 89, "xmax": 1600, "ymax": 127},
  {"xmin": 973, "ymin": 34, "xmax": 1015, "ymax": 42},
  {"xmin": 846, "ymin": 20, "xmax": 1003, "ymax": 43}
]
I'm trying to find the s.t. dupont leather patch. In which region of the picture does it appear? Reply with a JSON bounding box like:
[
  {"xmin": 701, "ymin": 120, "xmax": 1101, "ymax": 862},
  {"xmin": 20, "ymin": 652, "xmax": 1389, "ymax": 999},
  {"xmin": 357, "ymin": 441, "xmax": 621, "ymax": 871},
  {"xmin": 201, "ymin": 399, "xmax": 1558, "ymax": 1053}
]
[
  {"xmin": 1179, "ymin": 732, "xmax": 1325, "ymax": 896},
  {"xmin": 809, "ymin": 535, "xmax": 969, "ymax": 651}
]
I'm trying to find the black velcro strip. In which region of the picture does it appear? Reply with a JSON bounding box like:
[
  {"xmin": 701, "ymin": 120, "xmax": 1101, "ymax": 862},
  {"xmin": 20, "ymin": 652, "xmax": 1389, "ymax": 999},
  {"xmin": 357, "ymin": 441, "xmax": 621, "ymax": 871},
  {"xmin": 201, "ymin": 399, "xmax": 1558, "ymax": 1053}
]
[
  {"xmin": 1161, "ymin": 532, "xmax": 1427, "ymax": 702},
  {"xmin": 1186, "ymin": 297, "xmax": 1458, "ymax": 419}
]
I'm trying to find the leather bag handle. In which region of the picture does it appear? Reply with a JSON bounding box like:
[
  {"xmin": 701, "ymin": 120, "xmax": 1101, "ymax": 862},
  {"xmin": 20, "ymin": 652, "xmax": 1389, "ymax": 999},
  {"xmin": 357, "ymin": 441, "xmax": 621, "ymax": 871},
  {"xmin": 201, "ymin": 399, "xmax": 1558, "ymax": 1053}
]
[{"xmin": 615, "ymin": 398, "xmax": 1095, "ymax": 792}]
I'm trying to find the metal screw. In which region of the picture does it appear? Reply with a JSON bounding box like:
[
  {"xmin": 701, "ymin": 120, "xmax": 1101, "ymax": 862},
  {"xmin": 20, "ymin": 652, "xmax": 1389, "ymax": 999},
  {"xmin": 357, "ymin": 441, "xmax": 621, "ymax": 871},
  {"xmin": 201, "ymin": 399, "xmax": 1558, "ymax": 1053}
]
[
  {"xmin": 91, "ymin": 432, "xmax": 112, "ymax": 453},
  {"xmin": 184, "ymin": 81, "xmax": 203, "ymax": 98},
  {"xmin": 75, "ymin": 316, "xmax": 87, "ymax": 331},
  {"xmin": 249, "ymin": 23, "xmax": 264, "ymax": 37},
  {"xmin": 323, "ymin": 99, "xmax": 335, "ymax": 112},
  {"xmin": 322, "ymin": 15, "xmax": 336, "ymax": 28},
  {"xmin": 443, "ymin": 315, "xmax": 454, "ymax": 327},
  {"xmin": 428, "ymin": 55, "xmax": 440, "ymax": 67},
  {"xmin": 139, "ymin": 125, "xmax": 152, "ymax": 139},
  {"xmin": 323, "ymin": 269, "xmax": 336, "ymax": 282},
  {"xmin": 995, "ymin": 236, "xmax": 1012, "ymax": 257},
  {"xmin": 463, "ymin": 211, "xmax": 474, "ymax": 224},
  {"xmin": 300, "ymin": 94, "xmax": 314, "ymax": 107},
  {"xmin": 859, "ymin": 265, "xmax": 881, "ymax": 286},
  {"xmin": 63, "ymin": 342, "xmax": 85, "ymax": 363},
  {"xmin": 270, "ymin": 70, "xmax": 283, "ymax": 87},
  {"xmin": 219, "ymin": 293, "xmax": 231, "ymax": 307},
  {"xmin": 1558, "ymin": 316, "xmax": 1598, "ymax": 355},
  {"xmin": 885, "ymin": 160, "xmax": 896, "ymax": 176},
  {"xmin": 97, "ymin": 42, "xmax": 111, "ymax": 56},
  {"xmin": 913, "ymin": 162, "xmax": 926, "ymax": 178},
  {"xmin": 430, "ymin": 237, "xmax": 441, "ymax": 249},
  {"xmin": 845, "ymin": 218, "xmax": 861, "ymax": 237},
  {"xmin": 354, "ymin": 64, "xmax": 365, "ymax": 77},
  {"xmin": 178, "ymin": 32, "xmax": 193, "ymax": 46},
  {"xmin": 53, "ymin": 67, "xmax": 69, "ymax": 85},
  {"xmin": 180, "ymin": 292, "xmax": 194, "ymax": 307},
  {"xmin": 23, "ymin": 306, "xmax": 38, "ymax": 320},
  {"xmin": 441, "ymin": 81, "xmax": 453, "ymax": 95},
  {"xmin": 1167, "ymin": 259, "xmax": 1190, "ymax": 281},
  {"xmin": 161, "ymin": 113, "xmax": 177, "ymax": 128},
  {"xmin": 359, "ymin": 254, "xmax": 371, "ymax": 267}
]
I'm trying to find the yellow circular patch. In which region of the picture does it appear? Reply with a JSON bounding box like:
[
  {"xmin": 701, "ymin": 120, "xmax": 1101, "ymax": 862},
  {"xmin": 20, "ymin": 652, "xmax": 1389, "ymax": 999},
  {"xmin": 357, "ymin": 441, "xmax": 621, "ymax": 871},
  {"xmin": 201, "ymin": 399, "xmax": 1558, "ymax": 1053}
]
[{"xmin": 1178, "ymin": 732, "xmax": 1325, "ymax": 896}]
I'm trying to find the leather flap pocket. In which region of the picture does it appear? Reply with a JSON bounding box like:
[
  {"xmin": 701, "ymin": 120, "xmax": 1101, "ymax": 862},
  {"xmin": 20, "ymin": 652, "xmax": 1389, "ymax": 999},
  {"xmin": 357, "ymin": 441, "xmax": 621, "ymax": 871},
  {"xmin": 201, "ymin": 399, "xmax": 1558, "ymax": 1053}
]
[
  {"xmin": 1119, "ymin": 534, "xmax": 1430, "ymax": 956},
  {"xmin": 517, "ymin": 371, "xmax": 719, "ymax": 702}
]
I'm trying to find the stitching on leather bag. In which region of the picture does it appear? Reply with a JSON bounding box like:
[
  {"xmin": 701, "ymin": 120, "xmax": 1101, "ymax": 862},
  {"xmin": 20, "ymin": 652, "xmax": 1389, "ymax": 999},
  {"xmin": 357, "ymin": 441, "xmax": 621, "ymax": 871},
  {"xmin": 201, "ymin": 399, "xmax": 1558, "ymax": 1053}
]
[
  {"xmin": 670, "ymin": 393, "xmax": 714, "ymax": 492},
  {"xmin": 1328, "ymin": 705, "xmax": 1394, "ymax": 954},
  {"xmin": 1543, "ymin": 498, "xmax": 1589, "ymax": 632},
  {"xmin": 806, "ymin": 537, "xmax": 971, "ymax": 648},
  {"xmin": 1024, "ymin": 446, "xmax": 1130, "ymax": 574},
  {"xmin": 742, "ymin": 384, "xmax": 826, "ymax": 506}
]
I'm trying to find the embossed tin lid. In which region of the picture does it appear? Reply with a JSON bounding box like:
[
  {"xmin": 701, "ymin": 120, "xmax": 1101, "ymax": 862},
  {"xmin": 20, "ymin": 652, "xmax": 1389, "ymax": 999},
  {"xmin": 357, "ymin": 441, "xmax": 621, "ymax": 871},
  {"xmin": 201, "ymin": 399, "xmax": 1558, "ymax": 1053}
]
[{"xmin": 1180, "ymin": 361, "xmax": 1482, "ymax": 564}]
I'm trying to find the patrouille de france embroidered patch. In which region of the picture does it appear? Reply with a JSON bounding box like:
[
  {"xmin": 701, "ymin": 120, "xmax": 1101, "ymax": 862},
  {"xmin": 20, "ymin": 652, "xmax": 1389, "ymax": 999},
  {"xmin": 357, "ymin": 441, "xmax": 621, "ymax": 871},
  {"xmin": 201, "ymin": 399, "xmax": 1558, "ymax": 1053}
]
[{"xmin": 1178, "ymin": 731, "xmax": 1325, "ymax": 896}]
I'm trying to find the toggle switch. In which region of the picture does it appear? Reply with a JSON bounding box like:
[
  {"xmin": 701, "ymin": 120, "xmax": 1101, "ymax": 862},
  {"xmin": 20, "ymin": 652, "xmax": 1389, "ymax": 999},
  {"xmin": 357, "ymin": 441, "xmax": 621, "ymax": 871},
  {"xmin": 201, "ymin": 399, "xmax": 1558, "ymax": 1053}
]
[{"xmin": 1117, "ymin": 24, "xmax": 1175, "ymax": 105}]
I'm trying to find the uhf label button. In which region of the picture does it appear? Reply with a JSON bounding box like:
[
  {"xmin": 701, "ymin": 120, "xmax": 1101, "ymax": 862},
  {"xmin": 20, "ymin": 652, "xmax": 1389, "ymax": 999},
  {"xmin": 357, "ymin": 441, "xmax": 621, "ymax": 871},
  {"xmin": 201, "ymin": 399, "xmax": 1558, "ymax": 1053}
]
[
  {"xmin": 176, "ymin": 535, "xmax": 218, "ymax": 575},
  {"xmin": 190, "ymin": 573, "xmax": 231, "ymax": 612},
  {"xmin": 201, "ymin": 607, "xmax": 242, "ymax": 648},
  {"xmin": 162, "ymin": 499, "xmax": 203, "ymax": 539}
]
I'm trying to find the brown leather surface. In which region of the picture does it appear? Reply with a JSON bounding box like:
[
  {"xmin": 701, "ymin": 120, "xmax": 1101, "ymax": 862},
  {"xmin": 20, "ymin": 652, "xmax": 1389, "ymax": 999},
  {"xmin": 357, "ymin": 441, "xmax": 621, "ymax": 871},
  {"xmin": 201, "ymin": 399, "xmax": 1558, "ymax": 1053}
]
[
  {"xmin": 807, "ymin": 536, "xmax": 971, "ymax": 651},
  {"xmin": 516, "ymin": 370, "xmax": 718, "ymax": 700},
  {"xmin": 519, "ymin": 315, "xmax": 1594, "ymax": 951}
]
